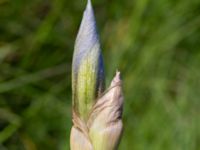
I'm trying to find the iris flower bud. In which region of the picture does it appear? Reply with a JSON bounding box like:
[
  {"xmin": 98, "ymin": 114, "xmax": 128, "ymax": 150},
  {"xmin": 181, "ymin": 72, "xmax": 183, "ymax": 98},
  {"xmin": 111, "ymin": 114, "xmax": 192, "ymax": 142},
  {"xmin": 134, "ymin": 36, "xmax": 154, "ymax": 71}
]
[{"xmin": 70, "ymin": 1, "xmax": 123, "ymax": 150}]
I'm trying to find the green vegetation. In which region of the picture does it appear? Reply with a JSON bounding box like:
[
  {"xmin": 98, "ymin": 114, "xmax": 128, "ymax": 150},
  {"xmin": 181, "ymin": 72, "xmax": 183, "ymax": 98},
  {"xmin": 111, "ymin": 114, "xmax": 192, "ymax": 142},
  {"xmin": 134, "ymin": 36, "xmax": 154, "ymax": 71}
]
[{"xmin": 0, "ymin": 0, "xmax": 200, "ymax": 149}]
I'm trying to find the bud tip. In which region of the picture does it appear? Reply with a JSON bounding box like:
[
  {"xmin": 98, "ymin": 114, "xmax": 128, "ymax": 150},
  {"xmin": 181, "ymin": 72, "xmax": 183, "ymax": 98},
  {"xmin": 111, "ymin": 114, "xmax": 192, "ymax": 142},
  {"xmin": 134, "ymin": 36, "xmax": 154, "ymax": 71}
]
[
  {"xmin": 86, "ymin": 0, "xmax": 92, "ymax": 10},
  {"xmin": 111, "ymin": 70, "xmax": 121, "ymax": 86}
]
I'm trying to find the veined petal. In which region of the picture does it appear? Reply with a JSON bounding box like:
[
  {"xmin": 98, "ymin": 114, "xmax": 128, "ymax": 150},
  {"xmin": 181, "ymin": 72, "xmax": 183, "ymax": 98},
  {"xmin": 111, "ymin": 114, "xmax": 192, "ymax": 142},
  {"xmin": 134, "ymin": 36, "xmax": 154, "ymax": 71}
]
[{"xmin": 72, "ymin": 0, "xmax": 105, "ymax": 121}]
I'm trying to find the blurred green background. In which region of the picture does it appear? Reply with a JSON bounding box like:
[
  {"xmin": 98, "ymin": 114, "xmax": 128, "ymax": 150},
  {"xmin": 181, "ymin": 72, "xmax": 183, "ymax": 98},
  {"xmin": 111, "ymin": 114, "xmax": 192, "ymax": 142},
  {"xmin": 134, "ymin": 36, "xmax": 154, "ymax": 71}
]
[{"xmin": 0, "ymin": 0, "xmax": 200, "ymax": 149}]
